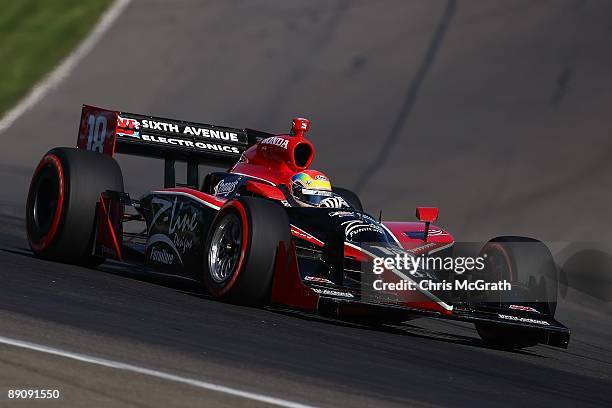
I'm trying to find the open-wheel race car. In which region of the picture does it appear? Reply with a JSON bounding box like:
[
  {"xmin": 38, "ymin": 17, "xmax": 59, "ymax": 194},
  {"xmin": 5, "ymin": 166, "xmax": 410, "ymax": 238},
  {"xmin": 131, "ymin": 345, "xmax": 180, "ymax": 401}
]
[{"xmin": 26, "ymin": 105, "xmax": 570, "ymax": 349}]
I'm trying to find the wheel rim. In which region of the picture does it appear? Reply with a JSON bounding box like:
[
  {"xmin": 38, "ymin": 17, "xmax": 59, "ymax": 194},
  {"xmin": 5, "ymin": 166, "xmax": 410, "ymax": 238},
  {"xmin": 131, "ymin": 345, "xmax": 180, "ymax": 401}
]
[{"xmin": 208, "ymin": 213, "xmax": 243, "ymax": 283}]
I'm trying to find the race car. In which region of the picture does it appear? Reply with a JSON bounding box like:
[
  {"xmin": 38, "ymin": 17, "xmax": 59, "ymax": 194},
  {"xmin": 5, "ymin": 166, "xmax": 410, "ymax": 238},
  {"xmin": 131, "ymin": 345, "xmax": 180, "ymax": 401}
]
[{"xmin": 25, "ymin": 105, "xmax": 570, "ymax": 349}]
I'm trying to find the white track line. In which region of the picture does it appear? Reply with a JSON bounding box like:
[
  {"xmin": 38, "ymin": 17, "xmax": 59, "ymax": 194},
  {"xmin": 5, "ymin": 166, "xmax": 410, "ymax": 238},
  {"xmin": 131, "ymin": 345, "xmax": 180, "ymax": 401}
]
[
  {"xmin": 0, "ymin": 0, "xmax": 132, "ymax": 135},
  {"xmin": 0, "ymin": 335, "xmax": 316, "ymax": 408}
]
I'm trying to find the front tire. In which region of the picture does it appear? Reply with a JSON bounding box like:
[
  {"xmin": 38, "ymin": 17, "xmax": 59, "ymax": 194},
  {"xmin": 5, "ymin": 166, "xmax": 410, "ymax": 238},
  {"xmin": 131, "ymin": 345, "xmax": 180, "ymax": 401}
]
[
  {"xmin": 475, "ymin": 323, "xmax": 542, "ymax": 349},
  {"xmin": 474, "ymin": 236, "xmax": 558, "ymax": 349},
  {"xmin": 203, "ymin": 197, "xmax": 291, "ymax": 306}
]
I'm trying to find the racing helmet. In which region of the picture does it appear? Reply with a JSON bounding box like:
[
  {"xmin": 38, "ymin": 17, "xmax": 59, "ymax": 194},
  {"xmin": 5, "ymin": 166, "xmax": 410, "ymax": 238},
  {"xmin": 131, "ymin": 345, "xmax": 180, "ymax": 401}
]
[{"xmin": 290, "ymin": 170, "xmax": 333, "ymax": 207}]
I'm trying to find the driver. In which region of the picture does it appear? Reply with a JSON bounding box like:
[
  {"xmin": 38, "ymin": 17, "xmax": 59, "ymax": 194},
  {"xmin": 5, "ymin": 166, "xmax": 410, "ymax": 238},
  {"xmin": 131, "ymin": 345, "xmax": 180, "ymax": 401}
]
[{"xmin": 290, "ymin": 170, "xmax": 348, "ymax": 208}]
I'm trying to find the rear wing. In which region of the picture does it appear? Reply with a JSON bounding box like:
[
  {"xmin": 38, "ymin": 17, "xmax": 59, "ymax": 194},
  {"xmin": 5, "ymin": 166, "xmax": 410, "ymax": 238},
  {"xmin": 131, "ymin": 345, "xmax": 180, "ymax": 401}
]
[{"xmin": 76, "ymin": 105, "xmax": 271, "ymax": 187}]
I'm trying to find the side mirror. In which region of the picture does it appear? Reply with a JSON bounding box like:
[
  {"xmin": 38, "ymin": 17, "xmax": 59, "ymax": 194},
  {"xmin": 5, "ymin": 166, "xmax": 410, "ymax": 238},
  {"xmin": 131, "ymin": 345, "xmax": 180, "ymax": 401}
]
[
  {"xmin": 415, "ymin": 207, "xmax": 438, "ymax": 241},
  {"xmin": 416, "ymin": 207, "xmax": 438, "ymax": 223}
]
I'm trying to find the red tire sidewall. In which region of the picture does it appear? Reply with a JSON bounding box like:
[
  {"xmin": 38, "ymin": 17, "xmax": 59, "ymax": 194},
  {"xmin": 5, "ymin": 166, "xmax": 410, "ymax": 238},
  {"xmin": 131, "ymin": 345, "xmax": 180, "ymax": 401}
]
[
  {"xmin": 28, "ymin": 154, "xmax": 65, "ymax": 252},
  {"xmin": 204, "ymin": 200, "xmax": 250, "ymax": 298}
]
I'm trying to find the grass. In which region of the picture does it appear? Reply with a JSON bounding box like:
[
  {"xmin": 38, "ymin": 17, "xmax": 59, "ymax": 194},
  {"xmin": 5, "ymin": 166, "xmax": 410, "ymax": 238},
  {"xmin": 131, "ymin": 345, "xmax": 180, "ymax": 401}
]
[{"xmin": 0, "ymin": 0, "xmax": 112, "ymax": 115}]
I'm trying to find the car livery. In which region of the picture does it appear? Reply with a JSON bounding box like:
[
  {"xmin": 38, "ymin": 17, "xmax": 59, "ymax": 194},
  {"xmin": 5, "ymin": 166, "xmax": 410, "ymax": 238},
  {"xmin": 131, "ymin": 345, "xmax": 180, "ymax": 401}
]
[{"xmin": 25, "ymin": 105, "xmax": 570, "ymax": 350}]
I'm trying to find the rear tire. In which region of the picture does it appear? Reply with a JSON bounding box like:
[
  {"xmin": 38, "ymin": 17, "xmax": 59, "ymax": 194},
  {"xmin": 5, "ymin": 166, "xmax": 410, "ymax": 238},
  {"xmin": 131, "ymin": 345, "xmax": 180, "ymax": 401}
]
[
  {"xmin": 203, "ymin": 197, "xmax": 291, "ymax": 306},
  {"xmin": 26, "ymin": 147, "xmax": 124, "ymax": 265}
]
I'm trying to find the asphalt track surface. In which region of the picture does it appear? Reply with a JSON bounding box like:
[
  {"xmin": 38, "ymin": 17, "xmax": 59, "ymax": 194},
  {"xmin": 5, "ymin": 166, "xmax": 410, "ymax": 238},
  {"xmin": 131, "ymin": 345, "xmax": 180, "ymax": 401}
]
[{"xmin": 1, "ymin": 1, "xmax": 612, "ymax": 407}]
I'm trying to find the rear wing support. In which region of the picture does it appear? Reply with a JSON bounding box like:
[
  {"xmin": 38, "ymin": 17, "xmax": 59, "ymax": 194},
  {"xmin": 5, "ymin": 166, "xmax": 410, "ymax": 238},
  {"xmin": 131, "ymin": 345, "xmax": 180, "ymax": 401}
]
[
  {"xmin": 164, "ymin": 159, "xmax": 175, "ymax": 188},
  {"xmin": 187, "ymin": 160, "xmax": 199, "ymax": 188},
  {"xmin": 161, "ymin": 158, "xmax": 200, "ymax": 189}
]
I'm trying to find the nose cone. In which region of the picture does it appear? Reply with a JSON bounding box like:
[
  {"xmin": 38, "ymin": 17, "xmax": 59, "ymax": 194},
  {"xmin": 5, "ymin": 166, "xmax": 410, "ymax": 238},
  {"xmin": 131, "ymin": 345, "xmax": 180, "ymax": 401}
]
[{"xmin": 291, "ymin": 118, "xmax": 310, "ymax": 137}]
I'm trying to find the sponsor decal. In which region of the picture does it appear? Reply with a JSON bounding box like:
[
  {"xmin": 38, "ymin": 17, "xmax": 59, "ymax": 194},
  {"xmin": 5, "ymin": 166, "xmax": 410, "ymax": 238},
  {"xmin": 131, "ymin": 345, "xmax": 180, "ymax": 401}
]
[
  {"xmin": 304, "ymin": 276, "xmax": 334, "ymax": 284},
  {"xmin": 118, "ymin": 130, "xmax": 140, "ymax": 138},
  {"xmin": 146, "ymin": 234, "xmax": 183, "ymax": 265},
  {"xmin": 427, "ymin": 229, "xmax": 448, "ymax": 236},
  {"xmin": 142, "ymin": 119, "xmax": 180, "ymax": 133},
  {"xmin": 214, "ymin": 179, "xmax": 239, "ymax": 196},
  {"xmin": 183, "ymin": 125, "xmax": 240, "ymax": 142},
  {"xmin": 173, "ymin": 234, "xmax": 193, "ymax": 253},
  {"xmin": 117, "ymin": 116, "xmax": 243, "ymax": 143},
  {"xmin": 341, "ymin": 219, "xmax": 384, "ymax": 239},
  {"xmin": 404, "ymin": 229, "xmax": 448, "ymax": 238},
  {"xmin": 320, "ymin": 197, "xmax": 349, "ymax": 209},
  {"xmin": 509, "ymin": 305, "xmax": 540, "ymax": 313},
  {"xmin": 149, "ymin": 197, "xmax": 199, "ymax": 257},
  {"xmin": 301, "ymin": 188, "xmax": 332, "ymax": 196},
  {"xmin": 150, "ymin": 198, "xmax": 173, "ymax": 230},
  {"xmin": 329, "ymin": 211, "xmax": 355, "ymax": 218},
  {"xmin": 407, "ymin": 242, "xmax": 438, "ymax": 255},
  {"xmin": 311, "ymin": 288, "xmax": 354, "ymax": 298},
  {"xmin": 117, "ymin": 116, "xmax": 140, "ymax": 129},
  {"xmin": 294, "ymin": 119, "xmax": 309, "ymax": 130},
  {"xmin": 261, "ymin": 136, "xmax": 289, "ymax": 149},
  {"xmin": 139, "ymin": 134, "xmax": 241, "ymax": 154},
  {"xmin": 290, "ymin": 225, "xmax": 324, "ymax": 246},
  {"xmin": 99, "ymin": 245, "xmax": 117, "ymax": 258},
  {"xmin": 167, "ymin": 203, "xmax": 197, "ymax": 235},
  {"xmin": 498, "ymin": 314, "xmax": 550, "ymax": 325},
  {"xmin": 117, "ymin": 115, "xmax": 141, "ymax": 138},
  {"xmin": 150, "ymin": 246, "xmax": 175, "ymax": 265}
]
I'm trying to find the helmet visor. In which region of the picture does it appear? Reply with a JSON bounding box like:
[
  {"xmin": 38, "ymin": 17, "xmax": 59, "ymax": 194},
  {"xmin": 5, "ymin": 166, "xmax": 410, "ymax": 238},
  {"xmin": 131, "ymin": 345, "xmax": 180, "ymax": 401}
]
[{"xmin": 297, "ymin": 188, "xmax": 333, "ymax": 206}]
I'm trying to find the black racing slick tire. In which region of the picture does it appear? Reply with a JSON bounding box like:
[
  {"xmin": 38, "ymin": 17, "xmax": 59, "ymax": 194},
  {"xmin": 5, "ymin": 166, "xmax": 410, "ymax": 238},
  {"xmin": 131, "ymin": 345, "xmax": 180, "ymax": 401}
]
[
  {"xmin": 475, "ymin": 323, "xmax": 543, "ymax": 349},
  {"xmin": 333, "ymin": 187, "xmax": 363, "ymax": 211},
  {"xmin": 474, "ymin": 236, "xmax": 558, "ymax": 349},
  {"xmin": 203, "ymin": 197, "xmax": 291, "ymax": 306},
  {"xmin": 26, "ymin": 147, "xmax": 124, "ymax": 265}
]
